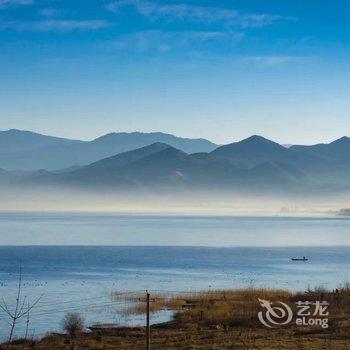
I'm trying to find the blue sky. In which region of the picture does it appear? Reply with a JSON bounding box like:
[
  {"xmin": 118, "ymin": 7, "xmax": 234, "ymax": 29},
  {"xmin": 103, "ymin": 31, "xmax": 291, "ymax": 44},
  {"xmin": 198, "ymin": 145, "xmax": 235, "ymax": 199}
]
[{"xmin": 0, "ymin": 0, "xmax": 350, "ymax": 144}]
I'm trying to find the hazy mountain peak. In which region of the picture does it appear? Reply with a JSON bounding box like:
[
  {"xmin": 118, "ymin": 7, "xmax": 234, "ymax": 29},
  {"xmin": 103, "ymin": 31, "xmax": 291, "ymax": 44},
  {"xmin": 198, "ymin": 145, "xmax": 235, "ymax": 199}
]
[
  {"xmin": 0, "ymin": 129, "xmax": 82, "ymax": 162},
  {"xmin": 211, "ymin": 135, "xmax": 296, "ymax": 168},
  {"xmin": 212, "ymin": 135, "xmax": 285, "ymax": 153},
  {"xmin": 2, "ymin": 129, "xmax": 78, "ymax": 141},
  {"xmin": 128, "ymin": 141, "xmax": 174, "ymax": 154},
  {"xmin": 331, "ymin": 136, "xmax": 350, "ymax": 145},
  {"xmin": 5, "ymin": 128, "xmax": 27, "ymax": 134},
  {"xmin": 290, "ymin": 135, "xmax": 350, "ymax": 163},
  {"xmin": 92, "ymin": 132, "xmax": 131, "ymax": 142},
  {"xmin": 92, "ymin": 131, "xmax": 216, "ymax": 142},
  {"xmin": 1, "ymin": 129, "xmax": 42, "ymax": 137},
  {"xmin": 239, "ymin": 135, "xmax": 282, "ymax": 147},
  {"xmin": 242, "ymin": 134, "xmax": 269, "ymax": 142},
  {"xmin": 156, "ymin": 145, "xmax": 187, "ymax": 156},
  {"xmin": 5, "ymin": 128, "xmax": 34, "ymax": 133},
  {"xmin": 72, "ymin": 141, "xmax": 172, "ymax": 173}
]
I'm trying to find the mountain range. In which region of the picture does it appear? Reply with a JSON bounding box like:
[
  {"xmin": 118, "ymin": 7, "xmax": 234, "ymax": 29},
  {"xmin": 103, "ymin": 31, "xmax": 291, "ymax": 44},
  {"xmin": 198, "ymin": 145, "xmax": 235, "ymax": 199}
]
[
  {"xmin": 290, "ymin": 137, "xmax": 350, "ymax": 161},
  {"xmin": 2, "ymin": 129, "xmax": 350, "ymax": 194},
  {"xmin": 0, "ymin": 129, "xmax": 217, "ymax": 171}
]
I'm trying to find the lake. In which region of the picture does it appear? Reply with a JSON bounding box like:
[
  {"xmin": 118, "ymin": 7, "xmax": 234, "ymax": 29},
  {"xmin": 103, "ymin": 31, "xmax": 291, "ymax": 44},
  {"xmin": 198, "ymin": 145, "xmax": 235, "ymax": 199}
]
[{"xmin": 0, "ymin": 212, "xmax": 349, "ymax": 340}]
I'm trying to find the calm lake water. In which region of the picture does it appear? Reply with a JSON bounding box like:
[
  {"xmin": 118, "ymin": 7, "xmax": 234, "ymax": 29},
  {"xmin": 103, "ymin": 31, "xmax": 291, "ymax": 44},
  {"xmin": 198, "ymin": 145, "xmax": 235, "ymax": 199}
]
[{"xmin": 0, "ymin": 212, "xmax": 350, "ymax": 339}]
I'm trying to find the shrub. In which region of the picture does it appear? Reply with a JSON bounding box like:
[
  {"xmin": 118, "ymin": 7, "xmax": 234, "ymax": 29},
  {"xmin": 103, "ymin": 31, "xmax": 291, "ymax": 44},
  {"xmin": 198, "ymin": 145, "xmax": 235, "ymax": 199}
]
[{"xmin": 61, "ymin": 313, "xmax": 85, "ymax": 336}]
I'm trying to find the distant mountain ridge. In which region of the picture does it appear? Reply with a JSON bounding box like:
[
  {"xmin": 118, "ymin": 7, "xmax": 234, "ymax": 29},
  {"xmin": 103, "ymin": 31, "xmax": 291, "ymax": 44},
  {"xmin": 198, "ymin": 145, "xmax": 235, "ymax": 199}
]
[
  {"xmin": 211, "ymin": 135, "xmax": 293, "ymax": 166},
  {"xmin": 0, "ymin": 129, "xmax": 218, "ymax": 170},
  {"xmin": 18, "ymin": 141, "xmax": 314, "ymax": 193},
  {"xmin": 2, "ymin": 131, "xmax": 350, "ymax": 195},
  {"xmin": 291, "ymin": 136, "xmax": 350, "ymax": 161},
  {"xmin": 0, "ymin": 129, "xmax": 82, "ymax": 154}
]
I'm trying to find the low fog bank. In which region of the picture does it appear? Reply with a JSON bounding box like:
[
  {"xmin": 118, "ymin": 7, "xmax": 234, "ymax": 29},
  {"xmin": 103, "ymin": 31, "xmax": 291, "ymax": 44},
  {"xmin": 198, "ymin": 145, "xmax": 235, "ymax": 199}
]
[{"xmin": 0, "ymin": 186, "xmax": 349, "ymax": 216}]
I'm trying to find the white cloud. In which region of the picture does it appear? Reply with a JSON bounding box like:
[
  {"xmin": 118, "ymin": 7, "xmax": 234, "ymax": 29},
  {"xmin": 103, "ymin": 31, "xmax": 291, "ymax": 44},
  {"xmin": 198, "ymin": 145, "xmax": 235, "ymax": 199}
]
[
  {"xmin": 107, "ymin": 0, "xmax": 287, "ymax": 27},
  {"xmin": 0, "ymin": 20, "xmax": 112, "ymax": 32},
  {"xmin": 241, "ymin": 56, "xmax": 310, "ymax": 67},
  {"xmin": 35, "ymin": 20, "xmax": 111, "ymax": 31},
  {"xmin": 40, "ymin": 8, "xmax": 62, "ymax": 18},
  {"xmin": 0, "ymin": 0, "xmax": 33, "ymax": 8},
  {"xmin": 112, "ymin": 29, "xmax": 244, "ymax": 53}
]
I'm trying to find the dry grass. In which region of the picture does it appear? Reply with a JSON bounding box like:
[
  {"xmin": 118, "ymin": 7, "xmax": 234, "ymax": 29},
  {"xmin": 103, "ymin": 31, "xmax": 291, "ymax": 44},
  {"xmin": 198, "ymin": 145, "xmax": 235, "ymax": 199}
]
[
  {"xmin": 3, "ymin": 285, "xmax": 350, "ymax": 349},
  {"xmin": 118, "ymin": 286, "xmax": 349, "ymax": 329}
]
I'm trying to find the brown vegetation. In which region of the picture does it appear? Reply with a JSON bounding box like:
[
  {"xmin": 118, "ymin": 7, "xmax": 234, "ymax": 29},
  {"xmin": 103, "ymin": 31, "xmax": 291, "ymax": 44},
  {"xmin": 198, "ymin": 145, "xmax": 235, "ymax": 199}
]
[{"xmin": 3, "ymin": 286, "xmax": 350, "ymax": 349}]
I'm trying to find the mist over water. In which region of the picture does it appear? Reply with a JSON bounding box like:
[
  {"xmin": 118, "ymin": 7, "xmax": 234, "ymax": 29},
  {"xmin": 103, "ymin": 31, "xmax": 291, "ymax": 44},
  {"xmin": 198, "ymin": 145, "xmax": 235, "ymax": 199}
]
[
  {"xmin": 0, "ymin": 187, "xmax": 349, "ymax": 215},
  {"xmin": 0, "ymin": 210, "xmax": 350, "ymax": 246}
]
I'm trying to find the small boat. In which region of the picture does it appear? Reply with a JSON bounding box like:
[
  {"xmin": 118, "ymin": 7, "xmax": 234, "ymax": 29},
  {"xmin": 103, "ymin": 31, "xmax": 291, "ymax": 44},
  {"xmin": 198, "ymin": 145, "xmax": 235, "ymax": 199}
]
[{"xmin": 291, "ymin": 256, "xmax": 308, "ymax": 261}]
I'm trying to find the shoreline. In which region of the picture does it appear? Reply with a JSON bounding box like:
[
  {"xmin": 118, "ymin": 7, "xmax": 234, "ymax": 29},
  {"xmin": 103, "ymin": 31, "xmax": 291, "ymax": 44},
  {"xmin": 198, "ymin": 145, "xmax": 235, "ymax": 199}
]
[{"xmin": 3, "ymin": 286, "xmax": 350, "ymax": 349}]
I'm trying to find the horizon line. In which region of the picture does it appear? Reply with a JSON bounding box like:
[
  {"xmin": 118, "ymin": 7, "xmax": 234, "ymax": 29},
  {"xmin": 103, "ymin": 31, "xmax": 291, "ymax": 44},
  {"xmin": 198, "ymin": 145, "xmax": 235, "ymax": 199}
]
[{"xmin": 1, "ymin": 128, "xmax": 349, "ymax": 147}]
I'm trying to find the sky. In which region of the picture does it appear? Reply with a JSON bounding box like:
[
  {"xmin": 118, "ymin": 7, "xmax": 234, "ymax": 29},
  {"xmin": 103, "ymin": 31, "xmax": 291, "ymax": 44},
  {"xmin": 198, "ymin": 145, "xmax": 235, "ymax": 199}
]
[{"xmin": 0, "ymin": 0, "xmax": 350, "ymax": 145}]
